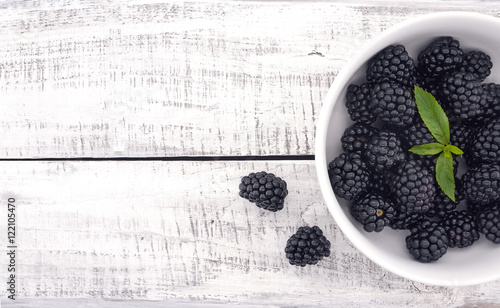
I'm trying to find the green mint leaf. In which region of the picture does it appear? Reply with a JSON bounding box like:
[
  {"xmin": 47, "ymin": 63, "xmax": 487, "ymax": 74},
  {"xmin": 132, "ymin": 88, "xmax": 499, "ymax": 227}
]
[
  {"xmin": 408, "ymin": 143, "xmax": 445, "ymax": 155},
  {"xmin": 414, "ymin": 86, "xmax": 450, "ymax": 145},
  {"xmin": 445, "ymin": 144, "xmax": 464, "ymax": 155},
  {"xmin": 443, "ymin": 148, "xmax": 452, "ymax": 158},
  {"xmin": 436, "ymin": 152, "xmax": 455, "ymax": 202}
]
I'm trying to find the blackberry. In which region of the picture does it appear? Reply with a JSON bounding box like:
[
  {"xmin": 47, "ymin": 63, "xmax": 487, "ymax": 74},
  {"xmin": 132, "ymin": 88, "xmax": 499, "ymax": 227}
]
[
  {"xmin": 460, "ymin": 50, "xmax": 492, "ymax": 81},
  {"xmin": 461, "ymin": 164, "xmax": 500, "ymax": 206},
  {"xmin": 441, "ymin": 210, "xmax": 480, "ymax": 248},
  {"xmin": 450, "ymin": 123, "xmax": 475, "ymax": 152},
  {"xmin": 345, "ymin": 83, "xmax": 377, "ymax": 124},
  {"xmin": 367, "ymin": 171, "xmax": 392, "ymax": 197},
  {"xmin": 481, "ymin": 83, "xmax": 500, "ymax": 119},
  {"xmin": 340, "ymin": 123, "xmax": 379, "ymax": 155},
  {"xmin": 350, "ymin": 192, "xmax": 396, "ymax": 232},
  {"xmin": 417, "ymin": 36, "xmax": 464, "ymax": 78},
  {"xmin": 400, "ymin": 118, "xmax": 435, "ymax": 151},
  {"xmin": 366, "ymin": 44, "xmax": 416, "ymax": 86},
  {"xmin": 477, "ymin": 205, "xmax": 500, "ymax": 244},
  {"xmin": 406, "ymin": 219, "xmax": 449, "ymax": 263},
  {"xmin": 425, "ymin": 183, "xmax": 461, "ymax": 219},
  {"xmin": 466, "ymin": 120, "xmax": 500, "ymax": 167},
  {"xmin": 441, "ymin": 71, "xmax": 486, "ymax": 123},
  {"xmin": 239, "ymin": 171, "xmax": 288, "ymax": 212},
  {"xmin": 369, "ymin": 82, "xmax": 416, "ymax": 128},
  {"xmin": 364, "ymin": 130, "xmax": 405, "ymax": 172},
  {"xmin": 284, "ymin": 226, "xmax": 331, "ymax": 266},
  {"xmin": 390, "ymin": 205, "xmax": 424, "ymax": 230},
  {"xmin": 416, "ymin": 71, "xmax": 445, "ymax": 104},
  {"xmin": 328, "ymin": 152, "xmax": 369, "ymax": 201},
  {"xmin": 391, "ymin": 160, "xmax": 436, "ymax": 214}
]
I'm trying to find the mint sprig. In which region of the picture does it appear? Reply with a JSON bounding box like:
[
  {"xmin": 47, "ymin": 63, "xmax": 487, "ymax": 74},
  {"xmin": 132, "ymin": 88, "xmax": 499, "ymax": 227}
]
[{"xmin": 408, "ymin": 86, "xmax": 463, "ymax": 202}]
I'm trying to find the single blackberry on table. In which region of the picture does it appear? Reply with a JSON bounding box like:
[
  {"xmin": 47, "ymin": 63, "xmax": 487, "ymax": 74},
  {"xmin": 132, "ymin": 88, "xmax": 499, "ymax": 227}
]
[
  {"xmin": 441, "ymin": 71, "xmax": 486, "ymax": 123},
  {"xmin": 345, "ymin": 83, "xmax": 377, "ymax": 124},
  {"xmin": 350, "ymin": 192, "xmax": 396, "ymax": 232},
  {"xmin": 366, "ymin": 44, "xmax": 416, "ymax": 87},
  {"xmin": 465, "ymin": 120, "xmax": 500, "ymax": 167},
  {"xmin": 284, "ymin": 226, "xmax": 331, "ymax": 266},
  {"xmin": 328, "ymin": 152, "xmax": 370, "ymax": 201},
  {"xmin": 239, "ymin": 171, "xmax": 288, "ymax": 212},
  {"xmin": 390, "ymin": 160, "xmax": 436, "ymax": 214},
  {"xmin": 406, "ymin": 219, "xmax": 449, "ymax": 263},
  {"xmin": 417, "ymin": 36, "xmax": 464, "ymax": 78},
  {"xmin": 441, "ymin": 210, "xmax": 480, "ymax": 248},
  {"xmin": 369, "ymin": 81, "xmax": 416, "ymax": 128},
  {"xmin": 460, "ymin": 50, "xmax": 492, "ymax": 81},
  {"xmin": 364, "ymin": 130, "xmax": 405, "ymax": 172},
  {"xmin": 340, "ymin": 123, "xmax": 379, "ymax": 155},
  {"xmin": 482, "ymin": 83, "xmax": 500, "ymax": 119},
  {"xmin": 477, "ymin": 205, "xmax": 500, "ymax": 244},
  {"xmin": 461, "ymin": 164, "xmax": 500, "ymax": 206}
]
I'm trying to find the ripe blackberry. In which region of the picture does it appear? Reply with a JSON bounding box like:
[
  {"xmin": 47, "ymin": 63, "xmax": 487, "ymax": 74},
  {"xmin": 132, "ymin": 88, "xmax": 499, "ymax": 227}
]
[
  {"xmin": 367, "ymin": 171, "xmax": 392, "ymax": 197},
  {"xmin": 369, "ymin": 81, "xmax": 416, "ymax": 128},
  {"xmin": 461, "ymin": 164, "xmax": 500, "ymax": 206},
  {"xmin": 425, "ymin": 183, "xmax": 461, "ymax": 219},
  {"xmin": 390, "ymin": 160, "xmax": 436, "ymax": 214},
  {"xmin": 328, "ymin": 152, "xmax": 369, "ymax": 201},
  {"xmin": 441, "ymin": 210, "xmax": 480, "ymax": 248},
  {"xmin": 390, "ymin": 204, "xmax": 424, "ymax": 230},
  {"xmin": 481, "ymin": 83, "xmax": 500, "ymax": 119},
  {"xmin": 350, "ymin": 192, "xmax": 396, "ymax": 232},
  {"xmin": 366, "ymin": 44, "xmax": 416, "ymax": 86},
  {"xmin": 406, "ymin": 219, "xmax": 449, "ymax": 263},
  {"xmin": 345, "ymin": 83, "xmax": 377, "ymax": 124},
  {"xmin": 364, "ymin": 130, "xmax": 405, "ymax": 172},
  {"xmin": 400, "ymin": 118, "xmax": 435, "ymax": 151},
  {"xmin": 239, "ymin": 171, "xmax": 288, "ymax": 212},
  {"xmin": 450, "ymin": 123, "xmax": 474, "ymax": 152},
  {"xmin": 460, "ymin": 50, "xmax": 492, "ymax": 81},
  {"xmin": 477, "ymin": 205, "xmax": 500, "ymax": 244},
  {"xmin": 466, "ymin": 120, "xmax": 500, "ymax": 167},
  {"xmin": 340, "ymin": 123, "xmax": 379, "ymax": 155},
  {"xmin": 417, "ymin": 36, "xmax": 464, "ymax": 78},
  {"xmin": 441, "ymin": 71, "xmax": 486, "ymax": 123},
  {"xmin": 284, "ymin": 226, "xmax": 331, "ymax": 266}
]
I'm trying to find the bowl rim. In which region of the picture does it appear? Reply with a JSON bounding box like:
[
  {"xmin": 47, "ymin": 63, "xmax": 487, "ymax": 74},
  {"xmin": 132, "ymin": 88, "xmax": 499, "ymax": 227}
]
[{"xmin": 315, "ymin": 11, "xmax": 500, "ymax": 286}]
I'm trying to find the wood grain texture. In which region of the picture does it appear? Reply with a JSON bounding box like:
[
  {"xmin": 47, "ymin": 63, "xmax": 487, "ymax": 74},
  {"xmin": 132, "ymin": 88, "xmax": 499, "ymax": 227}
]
[
  {"xmin": 1, "ymin": 1, "xmax": 500, "ymax": 158},
  {"xmin": 1, "ymin": 160, "xmax": 500, "ymax": 307}
]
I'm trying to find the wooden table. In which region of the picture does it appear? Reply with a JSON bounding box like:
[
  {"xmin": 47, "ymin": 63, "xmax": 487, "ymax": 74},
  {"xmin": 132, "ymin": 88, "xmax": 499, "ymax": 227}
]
[{"xmin": 2, "ymin": 1, "xmax": 500, "ymax": 307}]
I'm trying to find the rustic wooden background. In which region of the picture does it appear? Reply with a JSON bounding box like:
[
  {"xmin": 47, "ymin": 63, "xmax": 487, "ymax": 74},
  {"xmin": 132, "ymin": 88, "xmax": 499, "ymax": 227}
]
[{"xmin": 2, "ymin": 1, "xmax": 500, "ymax": 307}]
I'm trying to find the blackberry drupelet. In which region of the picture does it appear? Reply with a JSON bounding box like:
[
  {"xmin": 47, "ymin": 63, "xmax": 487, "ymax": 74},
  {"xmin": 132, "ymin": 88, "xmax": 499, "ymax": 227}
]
[
  {"xmin": 441, "ymin": 210, "xmax": 480, "ymax": 248},
  {"xmin": 284, "ymin": 226, "xmax": 331, "ymax": 266},
  {"xmin": 466, "ymin": 119, "xmax": 500, "ymax": 167},
  {"xmin": 417, "ymin": 36, "xmax": 464, "ymax": 78},
  {"xmin": 364, "ymin": 130, "xmax": 405, "ymax": 172},
  {"xmin": 340, "ymin": 123, "xmax": 379, "ymax": 155},
  {"xmin": 345, "ymin": 83, "xmax": 377, "ymax": 124},
  {"xmin": 369, "ymin": 81, "xmax": 416, "ymax": 128},
  {"xmin": 391, "ymin": 160, "xmax": 436, "ymax": 214},
  {"xmin": 366, "ymin": 44, "xmax": 416, "ymax": 86},
  {"xmin": 477, "ymin": 205, "xmax": 500, "ymax": 244},
  {"xmin": 406, "ymin": 219, "xmax": 449, "ymax": 263},
  {"xmin": 239, "ymin": 171, "xmax": 288, "ymax": 212},
  {"xmin": 461, "ymin": 164, "xmax": 500, "ymax": 206},
  {"xmin": 350, "ymin": 192, "xmax": 396, "ymax": 232},
  {"xmin": 460, "ymin": 50, "xmax": 492, "ymax": 81},
  {"xmin": 328, "ymin": 152, "xmax": 370, "ymax": 201}
]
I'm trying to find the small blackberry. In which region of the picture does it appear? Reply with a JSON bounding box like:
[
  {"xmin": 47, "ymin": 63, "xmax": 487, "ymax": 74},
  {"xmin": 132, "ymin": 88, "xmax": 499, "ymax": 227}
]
[
  {"xmin": 390, "ymin": 160, "xmax": 436, "ymax": 214},
  {"xmin": 482, "ymin": 83, "xmax": 500, "ymax": 119},
  {"xmin": 417, "ymin": 36, "xmax": 464, "ymax": 78},
  {"xmin": 340, "ymin": 123, "xmax": 379, "ymax": 155},
  {"xmin": 461, "ymin": 164, "xmax": 500, "ymax": 206},
  {"xmin": 345, "ymin": 83, "xmax": 377, "ymax": 124},
  {"xmin": 364, "ymin": 130, "xmax": 405, "ymax": 172},
  {"xmin": 350, "ymin": 192, "xmax": 396, "ymax": 232},
  {"xmin": 369, "ymin": 81, "xmax": 416, "ymax": 128},
  {"xmin": 466, "ymin": 120, "xmax": 500, "ymax": 167},
  {"xmin": 477, "ymin": 205, "xmax": 500, "ymax": 244},
  {"xmin": 441, "ymin": 210, "xmax": 480, "ymax": 248},
  {"xmin": 366, "ymin": 44, "xmax": 416, "ymax": 86},
  {"xmin": 284, "ymin": 226, "xmax": 331, "ymax": 266},
  {"xmin": 328, "ymin": 152, "xmax": 370, "ymax": 201},
  {"xmin": 406, "ymin": 219, "xmax": 449, "ymax": 263},
  {"xmin": 460, "ymin": 50, "xmax": 492, "ymax": 81},
  {"xmin": 239, "ymin": 171, "xmax": 288, "ymax": 212}
]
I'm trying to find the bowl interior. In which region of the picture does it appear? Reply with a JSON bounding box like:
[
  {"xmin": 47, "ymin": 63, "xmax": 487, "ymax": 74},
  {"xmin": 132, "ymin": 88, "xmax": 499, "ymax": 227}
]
[{"xmin": 316, "ymin": 12, "xmax": 500, "ymax": 286}]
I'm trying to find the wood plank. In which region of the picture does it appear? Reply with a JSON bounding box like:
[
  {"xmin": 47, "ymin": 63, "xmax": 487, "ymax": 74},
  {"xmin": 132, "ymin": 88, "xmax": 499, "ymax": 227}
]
[
  {"xmin": 2, "ymin": 160, "xmax": 500, "ymax": 306},
  {"xmin": 2, "ymin": 1, "xmax": 500, "ymax": 158}
]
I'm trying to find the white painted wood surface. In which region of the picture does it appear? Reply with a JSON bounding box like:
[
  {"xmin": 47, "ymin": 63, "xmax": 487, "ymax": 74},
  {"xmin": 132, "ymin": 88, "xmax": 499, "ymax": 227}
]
[{"xmin": 2, "ymin": 0, "xmax": 500, "ymax": 307}]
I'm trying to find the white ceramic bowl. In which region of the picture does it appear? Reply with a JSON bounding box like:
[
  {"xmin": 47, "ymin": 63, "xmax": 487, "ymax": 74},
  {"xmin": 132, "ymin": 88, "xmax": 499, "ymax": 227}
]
[{"xmin": 316, "ymin": 12, "xmax": 500, "ymax": 286}]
